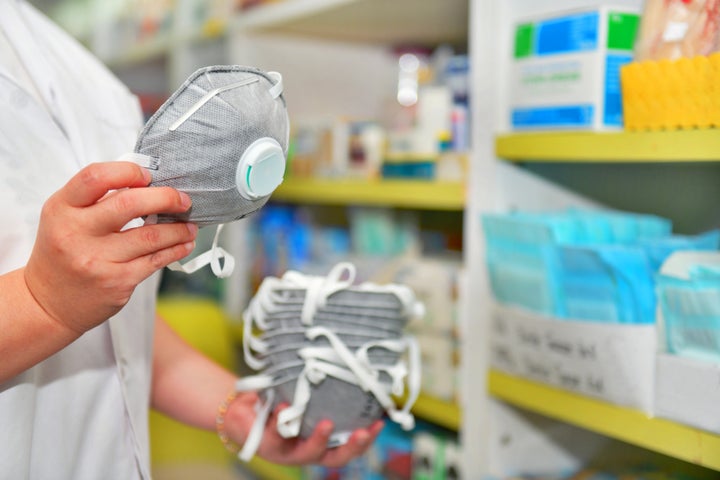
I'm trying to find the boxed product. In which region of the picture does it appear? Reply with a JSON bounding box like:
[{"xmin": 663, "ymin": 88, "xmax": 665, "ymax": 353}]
[
  {"xmin": 655, "ymin": 353, "xmax": 720, "ymax": 434},
  {"xmin": 657, "ymin": 252, "xmax": 720, "ymax": 363},
  {"xmin": 509, "ymin": 6, "xmax": 640, "ymax": 130},
  {"xmin": 489, "ymin": 303, "xmax": 657, "ymax": 413}
]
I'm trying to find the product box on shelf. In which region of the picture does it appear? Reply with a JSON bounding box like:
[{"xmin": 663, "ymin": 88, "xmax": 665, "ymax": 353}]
[
  {"xmin": 657, "ymin": 251, "xmax": 720, "ymax": 363},
  {"xmin": 481, "ymin": 210, "xmax": 671, "ymax": 322},
  {"xmin": 509, "ymin": 6, "xmax": 640, "ymax": 131},
  {"xmin": 655, "ymin": 353, "xmax": 720, "ymax": 434},
  {"xmin": 489, "ymin": 303, "xmax": 656, "ymax": 413}
]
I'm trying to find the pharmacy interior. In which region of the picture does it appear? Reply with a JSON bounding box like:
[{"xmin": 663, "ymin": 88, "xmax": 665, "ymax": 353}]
[{"xmin": 33, "ymin": 0, "xmax": 720, "ymax": 478}]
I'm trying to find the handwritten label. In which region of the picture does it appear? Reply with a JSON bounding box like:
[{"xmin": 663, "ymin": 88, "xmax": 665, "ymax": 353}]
[{"xmin": 489, "ymin": 304, "xmax": 656, "ymax": 413}]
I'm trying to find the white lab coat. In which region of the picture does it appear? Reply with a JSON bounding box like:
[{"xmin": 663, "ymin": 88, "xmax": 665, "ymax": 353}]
[{"xmin": 0, "ymin": 1, "xmax": 158, "ymax": 479}]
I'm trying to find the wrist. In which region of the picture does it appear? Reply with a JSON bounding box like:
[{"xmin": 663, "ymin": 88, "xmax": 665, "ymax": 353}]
[{"xmin": 216, "ymin": 389, "xmax": 242, "ymax": 455}]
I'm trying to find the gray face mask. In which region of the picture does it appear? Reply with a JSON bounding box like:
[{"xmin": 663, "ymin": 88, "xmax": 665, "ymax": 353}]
[
  {"xmin": 122, "ymin": 65, "xmax": 289, "ymax": 277},
  {"xmin": 131, "ymin": 65, "xmax": 289, "ymax": 226}
]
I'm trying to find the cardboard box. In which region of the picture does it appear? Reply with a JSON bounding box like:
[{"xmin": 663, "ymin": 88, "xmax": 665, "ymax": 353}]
[
  {"xmin": 655, "ymin": 353, "xmax": 720, "ymax": 434},
  {"xmin": 489, "ymin": 304, "xmax": 656, "ymax": 413},
  {"xmin": 509, "ymin": 6, "xmax": 640, "ymax": 130}
]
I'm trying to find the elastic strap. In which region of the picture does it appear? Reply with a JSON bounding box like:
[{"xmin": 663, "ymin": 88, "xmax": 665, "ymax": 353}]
[
  {"xmin": 118, "ymin": 152, "xmax": 160, "ymax": 170},
  {"xmin": 267, "ymin": 71, "xmax": 283, "ymax": 99},
  {"xmin": 167, "ymin": 224, "xmax": 235, "ymax": 278},
  {"xmin": 169, "ymin": 77, "xmax": 260, "ymax": 131},
  {"xmin": 238, "ymin": 389, "xmax": 275, "ymax": 462}
]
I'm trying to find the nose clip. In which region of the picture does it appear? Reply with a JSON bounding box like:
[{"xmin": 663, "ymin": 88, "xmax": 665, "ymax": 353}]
[{"xmin": 169, "ymin": 77, "xmax": 260, "ymax": 132}]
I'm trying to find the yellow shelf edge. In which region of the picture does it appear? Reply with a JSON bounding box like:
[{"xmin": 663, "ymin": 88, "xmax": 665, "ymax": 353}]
[
  {"xmin": 247, "ymin": 458, "xmax": 301, "ymax": 480},
  {"xmin": 488, "ymin": 369, "xmax": 720, "ymax": 471},
  {"xmin": 272, "ymin": 178, "xmax": 465, "ymax": 210},
  {"xmin": 496, "ymin": 130, "xmax": 720, "ymax": 162},
  {"xmin": 411, "ymin": 393, "xmax": 461, "ymax": 432}
]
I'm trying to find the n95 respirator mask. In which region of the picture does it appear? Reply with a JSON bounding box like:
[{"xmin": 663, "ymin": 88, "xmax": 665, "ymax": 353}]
[{"xmin": 122, "ymin": 65, "xmax": 289, "ymax": 278}]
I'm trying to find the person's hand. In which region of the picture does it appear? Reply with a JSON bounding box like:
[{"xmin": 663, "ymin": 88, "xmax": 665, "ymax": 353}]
[
  {"xmin": 226, "ymin": 392, "xmax": 384, "ymax": 468},
  {"xmin": 24, "ymin": 161, "xmax": 198, "ymax": 334}
]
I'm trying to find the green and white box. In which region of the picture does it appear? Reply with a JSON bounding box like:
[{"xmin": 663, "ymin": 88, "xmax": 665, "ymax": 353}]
[{"xmin": 510, "ymin": 6, "xmax": 640, "ymax": 131}]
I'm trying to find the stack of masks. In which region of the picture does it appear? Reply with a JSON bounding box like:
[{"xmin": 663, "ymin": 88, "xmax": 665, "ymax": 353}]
[{"xmin": 235, "ymin": 262, "xmax": 423, "ymax": 461}]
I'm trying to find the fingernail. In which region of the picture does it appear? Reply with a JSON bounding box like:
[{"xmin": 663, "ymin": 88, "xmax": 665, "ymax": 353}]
[
  {"xmin": 356, "ymin": 432, "xmax": 370, "ymax": 447},
  {"xmin": 319, "ymin": 422, "xmax": 333, "ymax": 436},
  {"xmin": 186, "ymin": 223, "xmax": 198, "ymax": 235},
  {"xmin": 141, "ymin": 167, "xmax": 152, "ymax": 184},
  {"xmin": 179, "ymin": 192, "xmax": 192, "ymax": 209},
  {"xmin": 184, "ymin": 240, "xmax": 196, "ymax": 252}
]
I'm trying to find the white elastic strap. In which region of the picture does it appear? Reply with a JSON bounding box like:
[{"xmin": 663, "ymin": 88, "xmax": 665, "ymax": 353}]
[
  {"xmin": 299, "ymin": 340, "xmax": 409, "ymax": 395},
  {"xmin": 238, "ymin": 389, "xmax": 275, "ymax": 462},
  {"xmin": 167, "ymin": 224, "xmax": 236, "ymax": 278},
  {"xmin": 275, "ymin": 362, "xmax": 320, "ymax": 438},
  {"xmin": 118, "ymin": 152, "xmax": 159, "ymax": 170},
  {"xmin": 169, "ymin": 77, "xmax": 260, "ymax": 131},
  {"xmin": 355, "ymin": 339, "xmax": 410, "ymax": 396},
  {"xmin": 306, "ymin": 326, "xmax": 415, "ymax": 430},
  {"xmin": 396, "ymin": 336, "xmax": 421, "ymax": 426},
  {"xmin": 283, "ymin": 262, "xmax": 356, "ymax": 325},
  {"xmin": 242, "ymin": 303, "xmax": 269, "ymax": 371},
  {"xmin": 275, "ymin": 359, "xmax": 366, "ymax": 438},
  {"xmin": 267, "ymin": 71, "xmax": 283, "ymax": 99}
]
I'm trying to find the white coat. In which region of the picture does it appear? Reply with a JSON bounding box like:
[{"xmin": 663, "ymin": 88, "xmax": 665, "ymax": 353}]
[{"xmin": 0, "ymin": 1, "xmax": 158, "ymax": 478}]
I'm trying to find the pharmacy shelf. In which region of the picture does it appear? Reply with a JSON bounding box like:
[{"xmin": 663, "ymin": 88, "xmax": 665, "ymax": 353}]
[
  {"xmin": 101, "ymin": 19, "xmax": 228, "ymax": 69},
  {"xmin": 233, "ymin": 0, "xmax": 468, "ymax": 46},
  {"xmin": 272, "ymin": 178, "xmax": 465, "ymax": 211},
  {"xmin": 411, "ymin": 393, "xmax": 461, "ymax": 432},
  {"xmin": 101, "ymin": 34, "xmax": 175, "ymax": 69},
  {"xmin": 496, "ymin": 130, "xmax": 720, "ymax": 162},
  {"xmin": 488, "ymin": 369, "xmax": 720, "ymax": 472},
  {"xmin": 247, "ymin": 458, "xmax": 301, "ymax": 480}
]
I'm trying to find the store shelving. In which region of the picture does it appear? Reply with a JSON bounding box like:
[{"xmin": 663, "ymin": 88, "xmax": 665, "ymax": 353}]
[
  {"xmin": 488, "ymin": 369, "xmax": 720, "ymax": 472},
  {"xmin": 272, "ymin": 178, "xmax": 465, "ymax": 211},
  {"xmin": 496, "ymin": 130, "xmax": 720, "ymax": 163},
  {"xmin": 100, "ymin": 18, "xmax": 228, "ymax": 69},
  {"xmin": 410, "ymin": 393, "xmax": 461, "ymax": 432},
  {"xmin": 233, "ymin": 0, "xmax": 468, "ymax": 46},
  {"xmin": 247, "ymin": 458, "xmax": 301, "ymax": 480}
]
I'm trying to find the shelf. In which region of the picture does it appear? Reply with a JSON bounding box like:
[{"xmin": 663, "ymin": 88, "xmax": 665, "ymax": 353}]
[
  {"xmin": 488, "ymin": 369, "xmax": 720, "ymax": 472},
  {"xmin": 233, "ymin": 0, "xmax": 468, "ymax": 46},
  {"xmin": 272, "ymin": 178, "xmax": 465, "ymax": 210},
  {"xmin": 411, "ymin": 393, "xmax": 461, "ymax": 432},
  {"xmin": 496, "ymin": 130, "xmax": 720, "ymax": 162},
  {"xmin": 246, "ymin": 458, "xmax": 301, "ymax": 480},
  {"xmin": 101, "ymin": 19, "xmax": 228, "ymax": 69},
  {"xmin": 102, "ymin": 34, "xmax": 174, "ymax": 68}
]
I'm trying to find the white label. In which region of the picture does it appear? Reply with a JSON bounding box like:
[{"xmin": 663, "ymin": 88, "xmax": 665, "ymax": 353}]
[
  {"xmin": 490, "ymin": 304, "xmax": 656, "ymax": 413},
  {"xmin": 662, "ymin": 21, "xmax": 689, "ymax": 42}
]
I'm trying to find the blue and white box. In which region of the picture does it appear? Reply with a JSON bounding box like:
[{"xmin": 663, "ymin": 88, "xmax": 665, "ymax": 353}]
[{"xmin": 509, "ymin": 6, "xmax": 640, "ymax": 130}]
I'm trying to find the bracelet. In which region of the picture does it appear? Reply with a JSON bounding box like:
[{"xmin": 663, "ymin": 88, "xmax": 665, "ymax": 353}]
[{"xmin": 216, "ymin": 390, "xmax": 241, "ymax": 455}]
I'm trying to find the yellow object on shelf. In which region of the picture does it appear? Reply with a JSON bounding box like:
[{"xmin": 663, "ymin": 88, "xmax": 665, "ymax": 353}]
[
  {"xmin": 488, "ymin": 369, "xmax": 720, "ymax": 472},
  {"xmin": 621, "ymin": 53, "xmax": 720, "ymax": 131}
]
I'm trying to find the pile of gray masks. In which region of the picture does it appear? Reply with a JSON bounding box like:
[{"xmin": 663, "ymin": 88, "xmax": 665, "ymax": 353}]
[{"xmin": 234, "ymin": 262, "xmax": 423, "ymax": 461}]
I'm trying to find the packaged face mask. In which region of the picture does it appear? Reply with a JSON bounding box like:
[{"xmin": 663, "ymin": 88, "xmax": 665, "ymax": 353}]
[{"xmin": 123, "ymin": 65, "xmax": 289, "ymax": 278}]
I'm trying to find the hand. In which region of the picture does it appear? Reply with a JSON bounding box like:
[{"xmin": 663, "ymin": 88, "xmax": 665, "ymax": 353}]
[
  {"xmin": 226, "ymin": 392, "xmax": 384, "ymax": 468},
  {"xmin": 24, "ymin": 161, "xmax": 198, "ymax": 334}
]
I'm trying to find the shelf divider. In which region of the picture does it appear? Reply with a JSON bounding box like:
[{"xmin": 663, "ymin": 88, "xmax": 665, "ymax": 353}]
[{"xmin": 488, "ymin": 369, "xmax": 720, "ymax": 471}]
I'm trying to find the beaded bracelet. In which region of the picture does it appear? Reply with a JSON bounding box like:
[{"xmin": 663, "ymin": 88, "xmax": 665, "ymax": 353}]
[{"xmin": 216, "ymin": 390, "xmax": 241, "ymax": 455}]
